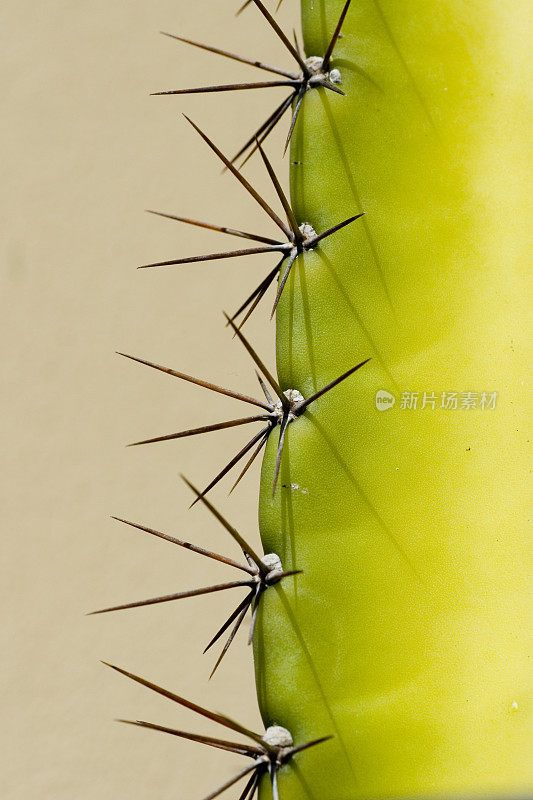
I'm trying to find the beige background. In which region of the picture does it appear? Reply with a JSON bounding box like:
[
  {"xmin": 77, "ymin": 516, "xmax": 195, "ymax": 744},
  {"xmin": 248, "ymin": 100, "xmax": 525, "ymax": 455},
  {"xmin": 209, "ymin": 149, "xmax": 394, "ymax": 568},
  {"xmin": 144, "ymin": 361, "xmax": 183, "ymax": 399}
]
[{"xmin": 1, "ymin": 1, "xmax": 300, "ymax": 797}]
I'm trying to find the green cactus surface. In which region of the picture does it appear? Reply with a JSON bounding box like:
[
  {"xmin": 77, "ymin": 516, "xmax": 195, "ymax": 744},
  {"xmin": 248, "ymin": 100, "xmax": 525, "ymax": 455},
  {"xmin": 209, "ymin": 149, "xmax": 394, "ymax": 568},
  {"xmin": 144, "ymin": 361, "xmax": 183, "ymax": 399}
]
[{"xmin": 255, "ymin": 1, "xmax": 530, "ymax": 798}]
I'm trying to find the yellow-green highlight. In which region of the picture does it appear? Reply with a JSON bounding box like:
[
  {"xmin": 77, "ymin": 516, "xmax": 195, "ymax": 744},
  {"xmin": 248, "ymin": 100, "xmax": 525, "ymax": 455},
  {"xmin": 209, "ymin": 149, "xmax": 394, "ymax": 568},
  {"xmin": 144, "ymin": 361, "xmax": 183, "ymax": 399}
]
[{"xmin": 254, "ymin": 1, "xmax": 530, "ymax": 797}]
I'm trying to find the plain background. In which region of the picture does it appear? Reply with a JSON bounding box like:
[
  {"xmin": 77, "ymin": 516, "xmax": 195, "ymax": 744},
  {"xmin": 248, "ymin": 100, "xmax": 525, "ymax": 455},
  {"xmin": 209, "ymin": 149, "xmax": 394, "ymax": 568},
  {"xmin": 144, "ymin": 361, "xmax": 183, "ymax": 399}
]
[{"xmin": 1, "ymin": 1, "xmax": 301, "ymax": 796}]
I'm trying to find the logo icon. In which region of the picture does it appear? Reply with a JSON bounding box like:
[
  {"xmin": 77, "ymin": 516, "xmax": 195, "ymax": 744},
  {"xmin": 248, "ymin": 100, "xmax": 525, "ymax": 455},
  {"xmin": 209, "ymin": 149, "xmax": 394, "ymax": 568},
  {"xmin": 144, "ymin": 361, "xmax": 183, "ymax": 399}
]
[{"xmin": 375, "ymin": 390, "xmax": 396, "ymax": 411}]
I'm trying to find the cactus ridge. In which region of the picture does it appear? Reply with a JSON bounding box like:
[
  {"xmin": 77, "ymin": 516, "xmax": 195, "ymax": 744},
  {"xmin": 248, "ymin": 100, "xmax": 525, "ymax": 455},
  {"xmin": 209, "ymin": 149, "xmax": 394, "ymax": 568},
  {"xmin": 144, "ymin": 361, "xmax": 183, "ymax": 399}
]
[
  {"xmin": 97, "ymin": 1, "xmax": 363, "ymax": 793},
  {"xmin": 100, "ymin": 3, "xmax": 363, "ymax": 794}
]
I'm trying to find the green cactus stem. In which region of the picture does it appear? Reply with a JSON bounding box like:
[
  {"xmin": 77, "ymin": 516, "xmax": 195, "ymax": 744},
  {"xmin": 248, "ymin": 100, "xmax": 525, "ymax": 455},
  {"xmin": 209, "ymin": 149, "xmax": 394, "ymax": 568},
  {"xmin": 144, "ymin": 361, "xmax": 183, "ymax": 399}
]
[{"xmin": 254, "ymin": 1, "xmax": 530, "ymax": 798}]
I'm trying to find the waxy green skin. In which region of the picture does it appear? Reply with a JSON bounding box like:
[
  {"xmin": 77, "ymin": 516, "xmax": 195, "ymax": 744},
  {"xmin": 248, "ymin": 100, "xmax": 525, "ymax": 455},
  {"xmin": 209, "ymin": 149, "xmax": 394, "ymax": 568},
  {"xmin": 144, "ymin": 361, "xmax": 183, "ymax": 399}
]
[{"xmin": 254, "ymin": 1, "xmax": 530, "ymax": 797}]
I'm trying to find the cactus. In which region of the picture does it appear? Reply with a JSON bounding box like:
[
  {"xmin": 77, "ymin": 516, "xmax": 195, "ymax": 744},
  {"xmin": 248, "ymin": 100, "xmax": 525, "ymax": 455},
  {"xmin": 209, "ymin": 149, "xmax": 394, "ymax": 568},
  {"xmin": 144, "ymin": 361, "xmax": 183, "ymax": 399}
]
[{"xmin": 97, "ymin": 1, "xmax": 529, "ymax": 798}]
